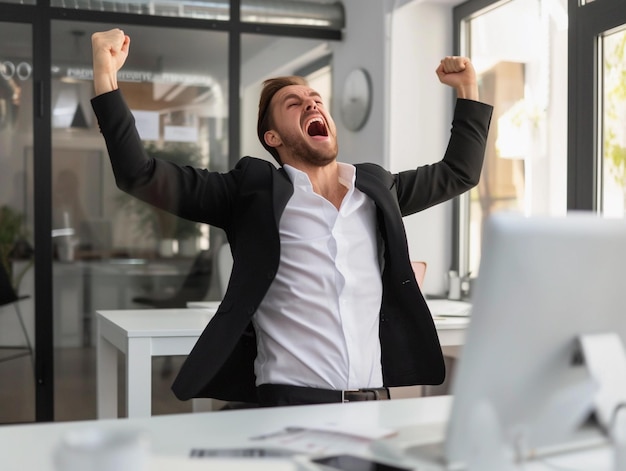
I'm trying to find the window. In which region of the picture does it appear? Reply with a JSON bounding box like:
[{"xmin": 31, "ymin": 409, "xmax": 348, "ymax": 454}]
[
  {"xmin": 600, "ymin": 27, "xmax": 626, "ymax": 216},
  {"xmin": 455, "ymin": 0, "xmax": 626, "ymax": 284},
  {"xmin": 455, "ymin": 0, "xmax": 568, "ymax": 278}
]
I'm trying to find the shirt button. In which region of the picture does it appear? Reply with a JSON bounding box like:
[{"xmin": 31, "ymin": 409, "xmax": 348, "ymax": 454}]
[{"xmin": 266, "ymin": 270, "xmax": 275, "ymax": 279}]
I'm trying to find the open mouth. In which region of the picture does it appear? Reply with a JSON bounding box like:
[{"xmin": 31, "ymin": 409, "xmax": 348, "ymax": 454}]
[{"xmin": 306, "ymin": 117, "xmax": 328, "ymax": 137}]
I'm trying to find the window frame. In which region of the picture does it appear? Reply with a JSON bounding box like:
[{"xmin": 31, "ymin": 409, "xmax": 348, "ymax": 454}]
[{"xmin": 567, "ymin": 0, "xmax": 626, "ymax": 211}]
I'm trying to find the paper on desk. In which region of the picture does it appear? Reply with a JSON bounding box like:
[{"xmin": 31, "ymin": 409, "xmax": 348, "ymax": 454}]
[
  {"xmin": 248, "ymin": 422, "xmax": 395, "ymax": 456},
  {"xmin": 249, "ymin": 428, "xmax": 371, "ymax": 456},
  {"xmin": 293, "ymin": 422, "xmax": 395, "ymax": 440},
  {"xmin": 151, "ymin": 455, "xmax": 298, "ymax": 470},
  {"xmin": 426, "ymin": 299, "xmax": 472, "ymax": 317}
]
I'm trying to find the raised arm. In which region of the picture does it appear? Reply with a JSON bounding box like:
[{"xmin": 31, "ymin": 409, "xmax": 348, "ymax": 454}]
[
  {"xmin": 435, "ymin": 56, "xmax": 479, "ymax": 101},
  {"xmin": 392, "ymin": 56, "xmax": 492, "ymax": 215},
  {"xmin": 91, "ymin": 29, "xmax": 130, "ymax": 96}
]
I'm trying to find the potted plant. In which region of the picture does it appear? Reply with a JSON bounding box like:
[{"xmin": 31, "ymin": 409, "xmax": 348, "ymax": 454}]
[
  {"xmin": 116, "ymin": 142, "xmax": 204, "ymax": 257},
  {"xmin": 0, "ymin": 205, "xmax": 33, "ymax": 291},
  {"xmin": 175, "ymin": 217, "xmax": 203, "ymax": 257}
]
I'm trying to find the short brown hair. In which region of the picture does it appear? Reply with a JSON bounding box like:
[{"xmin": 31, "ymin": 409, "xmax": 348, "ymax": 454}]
[{"xmin": 257, "ymin": 76, "xmax": 309, "ymax": 165}]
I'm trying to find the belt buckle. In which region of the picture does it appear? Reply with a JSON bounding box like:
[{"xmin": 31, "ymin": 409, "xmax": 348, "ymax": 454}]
[
  {"xmin": 360, "ymin": 388, "xmax": 382, "ymax": 400},
  {"xmin": 342, "ymin": 389, "xmax": 360, "ymax": 403}
]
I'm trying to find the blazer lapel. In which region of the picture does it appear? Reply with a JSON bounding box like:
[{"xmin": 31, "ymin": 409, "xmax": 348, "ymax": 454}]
[
  {"xmin": 272, "ymin": 167, "xmax": 295, "ymax": 227},
  {"xmin": 355, "ymin": 165, "xmax": 399, "ymax": 217}
]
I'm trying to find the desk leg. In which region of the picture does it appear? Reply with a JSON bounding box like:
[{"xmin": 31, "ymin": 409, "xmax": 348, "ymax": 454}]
[
  {"xmin": 126, "ymin": 337, "xmax": 152, "ymax": 418},
  {"xmin": 97, "ymin": 335, "xmax": 118, "ymax": 419}
]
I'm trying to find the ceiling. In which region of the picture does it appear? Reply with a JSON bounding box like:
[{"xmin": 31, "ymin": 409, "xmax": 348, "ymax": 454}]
[
  {"xmin": 2, "ymin": 0, "xmax": 467, "ymax": 65},
  {"xmin": 1, "ymin": 20, "xmax": 279, "ymax": 84},
  {"xmin": 2, "ymin": 0, "xmax": 465, "ymax": 85},
  {"xmin": 53, "ymin": 21, "xmax": 276, "ymax": 82}
]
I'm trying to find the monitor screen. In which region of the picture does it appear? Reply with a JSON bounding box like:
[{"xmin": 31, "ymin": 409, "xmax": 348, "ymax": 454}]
[{"xmin": 445, "ymin": 212, "xmax": 626, "ymax": 466}]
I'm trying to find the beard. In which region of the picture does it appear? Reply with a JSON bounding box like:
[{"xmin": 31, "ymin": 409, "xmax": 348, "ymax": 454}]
[{"xmin": 280, "ymin": 132, "xmax": 338, "ymax": 167}]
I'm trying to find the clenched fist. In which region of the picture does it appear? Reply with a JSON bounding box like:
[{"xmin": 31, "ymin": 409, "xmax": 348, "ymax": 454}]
[
  {"xmin": 91, "ymin": 29, "xmax": 130, "ymax": 95},
  {"xmin": 435, "ymin": 56, "xmax": 478, "ymax": 101}
]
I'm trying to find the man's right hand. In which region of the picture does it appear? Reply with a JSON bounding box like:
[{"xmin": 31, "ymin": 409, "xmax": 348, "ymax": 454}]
[{"xmin": 91, "ymin": 29, "xmax": 130, "ymax": 96}]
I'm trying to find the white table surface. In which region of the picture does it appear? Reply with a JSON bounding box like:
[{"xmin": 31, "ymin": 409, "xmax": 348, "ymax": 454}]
[
  {"xmin": 96, "ymin": 302, "xmax": 469, "ymax": 419},
  {"xmin": 187, "ymin": 299, "xmax": 471, "ymax": 348},
  {"xmin": 96, "ymin": 308, "xmax": 217, "ymax": 419},
  {"xmin": 0, "ymin": 396, "xmax": 613, "ymax": 471}
]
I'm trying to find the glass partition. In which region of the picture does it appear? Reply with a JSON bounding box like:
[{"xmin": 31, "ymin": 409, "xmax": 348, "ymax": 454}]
[
  {"xmin": 50, "ymin": 20, "xmax": 228, "ymax": 420},
  {"xmin": 2, "ymin": 0, "xmax": 344, "ymax": 423},
  {"xmin": 0, "ymin": 21, "xmax": 35, "ymax": 424}
]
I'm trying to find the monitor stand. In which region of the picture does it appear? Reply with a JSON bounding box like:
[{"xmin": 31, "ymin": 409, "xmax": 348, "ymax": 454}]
[{"xmin": 579, "ymin": 332, "xmax": 626, "ymax": 432}]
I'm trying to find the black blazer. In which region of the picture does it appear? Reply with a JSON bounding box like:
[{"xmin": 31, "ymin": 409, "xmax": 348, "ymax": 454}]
[{"xmin": 92, "ymin": 90, "xmax": 493, "ymax": 402}]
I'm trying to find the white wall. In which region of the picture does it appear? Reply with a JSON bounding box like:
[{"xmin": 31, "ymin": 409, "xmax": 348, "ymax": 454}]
[
  {"xmin": 388, "ymin": 1, "xmax": 455, "ymax": 295},
  {"xmin": 240, "ymin": 0, "xmax": 457, "ymax": 295},
  {"xmin": 330, "ymin": 0, "xmax": 388, "ymax": 166}
]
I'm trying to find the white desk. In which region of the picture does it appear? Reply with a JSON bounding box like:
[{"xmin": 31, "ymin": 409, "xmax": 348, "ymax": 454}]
[
  {"xmin": 96, "ymin": 308, "xmax": 217, "ymax": 419},
  {"xmin": 0, "ymin": 396, "xmax": 613, "ymax": 470},
  {"xmin": 426, "ymin": 299, "xmax": 470, "ymax": 349},
  {"xmin": 97, "ymin": 305, "xmax": 468, "ymax": 419},
  {"xmin": 187, "ymin": 300, "xmax": 470, "ymax": 348}
]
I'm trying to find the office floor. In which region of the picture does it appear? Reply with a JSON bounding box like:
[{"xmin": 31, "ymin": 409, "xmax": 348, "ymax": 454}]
[
  {"xmin": 0, "ymin": 347, "xmax": 192, "ymax": 424},
  {"xmin": 1, "ymin": 347, "xmax": 459, "ymax": 424}
]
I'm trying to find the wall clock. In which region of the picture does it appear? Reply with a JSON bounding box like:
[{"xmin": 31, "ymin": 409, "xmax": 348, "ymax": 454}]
[{"xmin": 340, "ymin": 68, "xmax": 372, "ymax": 132}]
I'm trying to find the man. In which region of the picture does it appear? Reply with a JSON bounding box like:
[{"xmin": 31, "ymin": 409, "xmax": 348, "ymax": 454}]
[{"xmin": 91, "ymin": 29, "xmax": 493, "ymax": 407}]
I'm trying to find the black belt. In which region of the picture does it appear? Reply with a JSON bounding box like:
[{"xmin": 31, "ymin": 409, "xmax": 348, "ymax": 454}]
[
  {"xmin": 257, "ymin": 384, "xmax": 390, "ymax": 407},
  {"xmin": 343, "ymin": 388, "xmax": 390, "ymax": 402}
]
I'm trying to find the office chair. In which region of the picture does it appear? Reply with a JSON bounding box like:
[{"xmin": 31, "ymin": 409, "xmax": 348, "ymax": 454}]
[
  {"xmin": 132, "ymin": 248, "xmax": 214, "ymax": 308},
  {"xmin": 411, "ymin": 261, "xmax": 427, "ymax": 289},
  {"xmin": 0, "ymin": 262, "xmax": 33, "ymax": 368},
  {"xmin": 132, "ymin": 248, "xmax": 214, "ymax": 376}
]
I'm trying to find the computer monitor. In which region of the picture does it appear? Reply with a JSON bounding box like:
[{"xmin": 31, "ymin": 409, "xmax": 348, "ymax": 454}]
[
  {"xmin": 444, "ymin": 212, "xmax": 626, "ymax": 466},
  {"xmin": 374, "ymin": 212, "xmax": 626, "ymax": 469}
]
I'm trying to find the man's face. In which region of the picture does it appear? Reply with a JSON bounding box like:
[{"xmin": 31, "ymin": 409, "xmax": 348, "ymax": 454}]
[{"xmin": 265, "ymin": 84, "xmax": 338, "ymax": 167}]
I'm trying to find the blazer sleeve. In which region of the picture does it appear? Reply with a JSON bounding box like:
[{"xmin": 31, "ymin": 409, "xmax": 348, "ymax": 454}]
[
  {"xmin": 91, "ymin": 89, "xmax": 237, "ymax": 229},
  {"xmin": 395, "ymin": 98, "xmax": 493, "ymax": 216}
]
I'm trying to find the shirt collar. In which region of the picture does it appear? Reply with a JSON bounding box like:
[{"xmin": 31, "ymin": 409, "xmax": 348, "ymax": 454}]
[{"xmin": 283, "ymin": 162, "xmax": 356, "ymax": 192}]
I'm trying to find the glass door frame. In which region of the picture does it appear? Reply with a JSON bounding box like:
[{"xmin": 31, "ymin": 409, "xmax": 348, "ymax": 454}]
[
  {"xmin": 32, "ymin": 8, "xmax": 54, "ymax": 424},
  {"xmin": 0, "ymin": 1, "xmax": 55, "ymax": 423},
  {"xmin": 567, "ymin": 0, "xmax": 626, "ymax": 211}
]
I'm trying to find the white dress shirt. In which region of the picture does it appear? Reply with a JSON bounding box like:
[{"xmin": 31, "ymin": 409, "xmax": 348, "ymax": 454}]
[{"xmin": 253, "ymin": 163, "xmax": 384, "ymax": 390}]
